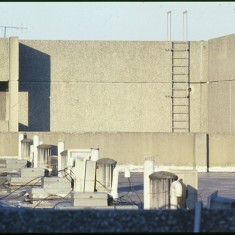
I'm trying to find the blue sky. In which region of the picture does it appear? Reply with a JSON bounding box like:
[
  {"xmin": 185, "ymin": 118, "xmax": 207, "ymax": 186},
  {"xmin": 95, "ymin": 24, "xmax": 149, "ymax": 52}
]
[{"xmin": 0, "ymin": 2, "xmax": 234, "ymax": 41}]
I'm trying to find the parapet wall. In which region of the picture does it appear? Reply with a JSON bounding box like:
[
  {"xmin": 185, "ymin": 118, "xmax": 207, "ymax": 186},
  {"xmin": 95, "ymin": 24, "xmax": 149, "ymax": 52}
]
[
  {"xmin": 208, "ymin": 34, "xmax": 235, "ymax": 132},
  {"xmin": 0, "ymin": 132, "xmax": 235, "ymax": 171}
]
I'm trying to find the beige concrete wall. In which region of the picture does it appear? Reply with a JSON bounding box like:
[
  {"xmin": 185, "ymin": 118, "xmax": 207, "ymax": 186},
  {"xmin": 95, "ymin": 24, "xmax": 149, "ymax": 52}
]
[
  {"xmin": 0, "ymin": 39, "xmax": 9, "ymax": 127},
  {"xmin": 209, "ymin": 133, "xmax": 235, "ymax": 168},
  {"xmin": 0, "ymin": 38, "xmax": 18, "ymax": 131},
  {"xmin": 1, "ymin": 131, "xmax": 235, "ymax": 170},
  {"xmin": 9, "ymin": 37, "xmax": 19, "ymax": 131},
  {"xmin": 208, "ymin": 81, "xmax": 231, "ymax": 132},
  {"xmin": 0, "ymin": 132, "xmax": 195, "ymax": 167},
  {"xmin": 0, "ymin": 39, "xmax": 9, "ymax": 82},
  {"xmin": 208, "ymin": 34, "xmax": 235, "ymax": 133},
  {"xmin": 0, "ymin": 132, "xmax": 19, "ymax": 156},
  {"xmin": 18, "ymin": 40, "xmax": 208, "ymax": 132}
]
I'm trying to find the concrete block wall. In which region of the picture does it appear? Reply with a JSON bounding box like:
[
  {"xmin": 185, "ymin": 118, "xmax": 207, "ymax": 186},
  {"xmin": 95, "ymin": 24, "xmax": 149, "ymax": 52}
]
[
  {"xmin": 0, "ymin": 132, "xmax": 235, "ymax": 171},
  {"xmin": 0, "ymin": 132, "xmax": 194, "ymax": 166},
  {"xmin": 18, "ymin": 40, "xmax": 208, "ymax": 133},
  {"xmin": 208, "ymin": 34, "xmax": 235, "ymax": 133},
  {"xmin": 0, "ymin": 38, "xmax": 19, "ymax": 131}
]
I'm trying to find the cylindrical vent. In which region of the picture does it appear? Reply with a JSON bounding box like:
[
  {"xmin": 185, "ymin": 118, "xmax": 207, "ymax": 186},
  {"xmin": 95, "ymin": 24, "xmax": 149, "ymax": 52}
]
[
  {"xmin": 149, "ymin": 171, "xmax": 178, "ymax": 209},
  {"xmin": 37, "ymin": 144, "xmax": 51, "ymax": 168},
  {"xmin": 21, "ymin": 138, "xmax": 33, "ymax": 161},
  {"xmin": 96, "ymin": 158, "xmax": 117, "ymax": 193}
]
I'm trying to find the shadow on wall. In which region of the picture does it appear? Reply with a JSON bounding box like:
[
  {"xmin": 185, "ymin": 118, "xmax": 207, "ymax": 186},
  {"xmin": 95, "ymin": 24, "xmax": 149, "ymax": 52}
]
[{"xmin": 19, "ymin": 44, "xmax": 51, "ymax": 131}]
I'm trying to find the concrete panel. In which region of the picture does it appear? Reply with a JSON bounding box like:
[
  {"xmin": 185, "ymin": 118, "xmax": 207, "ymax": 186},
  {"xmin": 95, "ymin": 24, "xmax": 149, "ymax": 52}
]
[
  {"xmin": 20, "ymin": 40, "xmax": 172, "ymax": 83},
  {"xmin": 6, "ymin": 159, "xmax": 27, "ymax": 168},
  {"xmin": 21, "ymin": 167, "xmax": 45, "ymax": 178},
  {"xmin": 20, "ymin": 132, "xmax": 195, "ymax": 167},
  {"xmin": 28, "ymin": 187, "xmax": 71, "ymax": 199},
  {"xmin": 42, "ymin": 177, "xmax": 71, "ymax": 189},
  {"xmin": 190, "ymin": 41, "xmax": 208, "ymax": 83},
  {"xmin": 1, "ymin": 132, "xmax": 235, "ymax": 170},
  {"xmin": 209, "ymin": 134, "xmax": 235, "ymax": 168},
  {"xmin": 0, "ymin": 121, "xmax": 9, "ymax": 131},
  {"xmin": 194, "ymin": 133, "xmax": 207, "ymax": 172},
  {"xmin": 72, "ymin": 192, "xmax": 108, "ymax": 207},
  {"xmin": 50, "ymin": 83, "xmax": 171, "ymax": 132},
  {"xmin": 0, "ymin": 92, "xmax": 6, "ymax": 120},
  {"xmin": 0, "ymin": 132, "xmax": 18, "ymax": 156},
  {"xmin": 0, "ymin": 39, "xmax": 9, "ymax": 81},
  {"xmin": 208, "ymin": 34, "xmax": 235, "ymax": 82},
  {"xmin": 200, "ymin": 83, "xmax": 208, "ymax": 132},
  {"xmin": 16, "ymin": 40, "xmax": 206, "ymax": 132},
  {"xmin": 8, "ymin": 176, "xmax": 42, "ymax": 186},
  {"xmin": 18, "ymin": 91, "xmax": 28, "ymax": 128},
  {"xmin": 9, "ymin": 37, "xmax": 19, "ymax": 131},
  {"xmin": 208, "ymin": 35, "xmax": 235, "ymax": 133},
  {"xmin": 19, "ymin": 83, "xmax": 50, "ymax": 131},
  {"xmin": 208, "ymin": 81, "xmax": 231, "ymax": 132},
  {"xmin": 190, "ymin": 84, "xmax": 201, "ymax": 132}
]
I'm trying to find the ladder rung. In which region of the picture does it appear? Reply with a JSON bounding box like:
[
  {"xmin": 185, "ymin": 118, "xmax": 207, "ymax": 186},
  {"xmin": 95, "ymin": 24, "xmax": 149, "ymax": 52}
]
[
  {"xmin": 172, "ymin": 49, "xmax": 189, "ymax": 51},
  {"xmin": 172, "ymin": 65, "xmax": 189, "ymax": 67},
  {"xmin": 172, "ymin": 73, "xmax": 188, "ymax": 75},
  {"xmin": 172, "ymin": 104, "xmax": 189, "ymax": 106},
  {"xmin": 172, "ymin": 81, "xmax": 189, "ymax": 83},
  {"xmin": 173, "ymin": 58, "xmax": 188, "ymax": 59},
  {"xmin": 171, "ymin": 96, "xmax": 189, "ymax": 98},
  {"xmin": 172, "ymin": 88, "xmax": 187, "ymax": 91}
]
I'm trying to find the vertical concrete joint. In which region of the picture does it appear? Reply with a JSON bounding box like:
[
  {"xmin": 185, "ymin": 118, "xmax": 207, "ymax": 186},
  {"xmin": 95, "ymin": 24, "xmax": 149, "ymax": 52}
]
[{"xmin": 9, "ymin": 37, "xmax": 19, "ymax": 132}]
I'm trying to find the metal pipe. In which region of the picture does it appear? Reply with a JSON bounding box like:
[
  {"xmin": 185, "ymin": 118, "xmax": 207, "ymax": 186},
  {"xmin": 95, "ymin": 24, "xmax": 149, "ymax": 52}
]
[
  {"xmin": 167, "ymin": 11, "xmax": 172, "ymax": 41},
  {"xmin": 183, "ymin": 10, "xmax": 188, "ymax": 41}
]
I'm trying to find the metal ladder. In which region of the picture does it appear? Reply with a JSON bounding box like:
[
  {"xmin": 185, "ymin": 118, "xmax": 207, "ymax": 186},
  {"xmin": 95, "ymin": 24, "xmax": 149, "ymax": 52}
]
[{"xmin": 171, "ymin": 41, "xmax": 190, "ymax": 132}]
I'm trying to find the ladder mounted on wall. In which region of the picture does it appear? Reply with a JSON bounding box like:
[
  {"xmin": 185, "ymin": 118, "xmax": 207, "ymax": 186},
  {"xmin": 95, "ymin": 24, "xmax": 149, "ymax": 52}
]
[{"xmin": 171, "ymin": 41, "xmax": 190, "ymax": 132}]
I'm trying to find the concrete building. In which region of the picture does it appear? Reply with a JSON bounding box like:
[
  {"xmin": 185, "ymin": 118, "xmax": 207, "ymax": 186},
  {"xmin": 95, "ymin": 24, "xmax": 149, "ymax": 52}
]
[{"xmin": 0, "ymin": 34, "xmax": 235, "ymax": 171}]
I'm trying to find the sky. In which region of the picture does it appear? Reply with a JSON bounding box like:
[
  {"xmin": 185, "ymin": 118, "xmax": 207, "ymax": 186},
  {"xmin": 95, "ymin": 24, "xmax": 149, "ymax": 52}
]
[{"xmin": 0, "ymin": 1, "xmax": 235, "ymax": 41}]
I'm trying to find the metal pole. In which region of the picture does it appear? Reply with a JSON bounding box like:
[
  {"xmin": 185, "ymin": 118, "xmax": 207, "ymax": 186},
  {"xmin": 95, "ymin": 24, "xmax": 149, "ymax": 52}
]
[
  {"xmin": 183, "ymin": 11, "xmax": 188, "ymax": 41},
  {"xmin": 167, "ymin": 11, "xmax": 172, "ymax": 41},
  {"xmin": 0, "ymin": 25, "xmax": 27, "ymax": 38}
]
